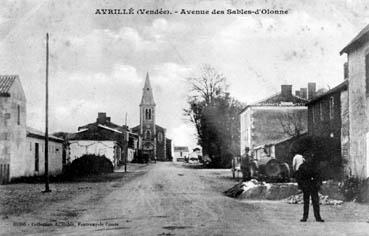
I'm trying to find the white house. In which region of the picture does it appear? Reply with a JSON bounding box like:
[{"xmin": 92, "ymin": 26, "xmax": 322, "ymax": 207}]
[
  {"xmin": 0, "ymin": 75, "xmax": 64, "ymax": 183},
  {"xmin": 69, "ymin": 140, "xmax": 122, "ymax": 167},
  {"xmin": 173, "ymin": 146, "xmax": 189, "ymax": 162}
]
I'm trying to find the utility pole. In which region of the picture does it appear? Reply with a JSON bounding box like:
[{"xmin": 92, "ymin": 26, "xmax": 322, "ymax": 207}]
[
  {"xmin": 125, "ymin": 112, "xmax": 128, "ymax": 173},
  {"xmin": 43, "ymin": 33, "xmax": 51, "ymax": 193}
]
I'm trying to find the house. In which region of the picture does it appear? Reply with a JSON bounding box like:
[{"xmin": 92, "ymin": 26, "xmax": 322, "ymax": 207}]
[
  {"xmin": 26, "ymin": 127, "xmax": 64, "ymax": 177},
  {"xmin": 69, "ymin": 112, "xmax": 137, "ymax": 167},
  {"xmin": 253, "ymin": 133, "xmax": 307, "ymax": 166},
  {"xmin": 240, "ymin": 84, "xmax": 309, "ymax": 158},
  {"xmin": 305, "ymin": 80, "xmax": 349, "ymax": 177},
  {"xmin": 173, "ymin": 146, "xmax": 189, "ymax": 162},
  {"xmin": 131, "ymin": 73, "xmax": 169, "ymax": 162},
  {"xmin": 340, "ymin": 23, "xmax": 369, "ymax": 178},
  {"xmin": 0, "ymin": 75, "xmax": 27, "ymax": 183},
  {"xmin": 0, "ymin": 75, "xmax": 64, "ymax": 183}
]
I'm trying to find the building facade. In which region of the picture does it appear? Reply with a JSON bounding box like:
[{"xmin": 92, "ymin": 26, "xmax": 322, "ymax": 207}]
[
  {"xmin": 306, "ymin": 80, "xmax": 349, "ymax": 177},
  {"xmin": 0, "ymin": 75, "xmax": 26, "ymax": 182},
  {"xmin": 340, "ymin": 24, "xmax": 369, "ymax": 178},
  {"xmin": 240, "ymin": 85, "xmax": 308, "ymax": 158},
  {"xmin": 69, "ymin": 112, "xmax": 137, "ymax": 167},
  {"xmin": 132, "ymin": 73, "xmax": 168, "ymax": 161},
  {"xmin": 173, "ymin": 146, "xmax": 189, "ymax": 162}
]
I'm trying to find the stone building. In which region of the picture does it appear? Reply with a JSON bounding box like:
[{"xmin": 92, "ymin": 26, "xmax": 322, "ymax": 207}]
[
  {"xmin": 132, "ymin": 73, "xmax": 168, "ymax": 161},
  {"xmin": 0, "ymin": 75, "xmax": 63, "ymax": 183},
  {"xmin": 340, "ymin": 23, "xmax": 369, "ymax": 178},
  {"xmin": 69, "ymin": 112, "xmax": 138, "ymax": 167},
  {"xmin": 240, "ymin": 85, "xmax": 308, "ymax": 163},
  {"xmin": 306, "ymin": 80, "xmax": 349, "ymax": 178}
]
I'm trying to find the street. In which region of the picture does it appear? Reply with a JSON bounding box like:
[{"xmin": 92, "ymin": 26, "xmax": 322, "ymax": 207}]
[{"xmin": 1, "ymin": 162, "xmax": 369, "ymax": 235}]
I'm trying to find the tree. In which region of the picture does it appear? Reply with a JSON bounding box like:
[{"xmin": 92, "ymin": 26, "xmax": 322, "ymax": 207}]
[
  {"xmin": 278, "ymin": 110, "xmax": 307, "ymax": 137},
  {"xmin": 184, "ymin": 65, "xmax": 244, "ymax": 168}
]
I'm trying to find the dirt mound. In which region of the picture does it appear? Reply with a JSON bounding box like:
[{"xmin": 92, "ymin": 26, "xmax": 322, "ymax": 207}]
[
  {"xmin": 224, "ymin": 179, "xmax": 299, "ymax": 200},
  {"xmin": 285, "ymin": 193, "xmax": 343, "ymax": 205}
]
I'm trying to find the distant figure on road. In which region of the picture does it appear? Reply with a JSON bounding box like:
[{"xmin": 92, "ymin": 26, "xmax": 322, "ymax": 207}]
[{"xmin": 295, "ymin": 153, "xmax": 324, "ymax": 222}]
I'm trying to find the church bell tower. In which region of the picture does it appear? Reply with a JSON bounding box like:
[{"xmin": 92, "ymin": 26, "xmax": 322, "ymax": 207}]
[{"xmin": 139, "ymin": 72, "xmax": 156, "ymax": 159}]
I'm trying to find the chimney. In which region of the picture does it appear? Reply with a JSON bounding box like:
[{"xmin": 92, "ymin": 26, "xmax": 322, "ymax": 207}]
[
  {"xmin": 295, "ymin": 90, "xmax": 301, "ymax": 97},
  {"xmin": 97, "ymin": 112, "xmax": 108, "ymax": 124},
  {"xmin": 300, "ymin": 88, "xmax": 307, "ymax": 99},
  {"xmin": 344, "ymin": 62, "xmax": 349, "ymax": 80},
  {"xmin": 308, "ymin": 82, "xmax": 316, "ymax": 100},
  {"xmin": 281, "ymin": 85, "xmax": 292, "ymax": 97}
]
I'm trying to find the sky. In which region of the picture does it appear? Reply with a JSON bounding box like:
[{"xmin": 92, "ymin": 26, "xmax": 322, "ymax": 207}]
[{"xmin": 0, "ymin": 0, "xmax": 368, "ymax": 148}]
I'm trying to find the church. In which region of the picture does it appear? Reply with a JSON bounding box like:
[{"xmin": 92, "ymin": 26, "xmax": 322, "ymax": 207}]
[{"xmin": 132, "ymin": 73, "xmax": 168, "ymax": 162}]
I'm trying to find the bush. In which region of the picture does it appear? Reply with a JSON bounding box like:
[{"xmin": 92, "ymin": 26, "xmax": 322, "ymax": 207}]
[
  {"xmin": 339, "ymin": 176, "xmax": 369, "ymax": 202},
  {"xmin": 63, "ymin": 154, "xmax": 113, "ymax": 178}
]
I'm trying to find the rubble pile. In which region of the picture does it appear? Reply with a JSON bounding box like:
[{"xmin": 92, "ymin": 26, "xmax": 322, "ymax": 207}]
[
  {"xmin": 224, "ymin": 179, "xmax": 300, "ymax": 200},
  {"xmin": 286, "ymin": 193, "xmax": 343, "ymax": 205}
]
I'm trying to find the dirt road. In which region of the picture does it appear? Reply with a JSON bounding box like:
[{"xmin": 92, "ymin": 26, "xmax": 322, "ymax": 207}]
[{"xmin": 2, "ymin": 162, "xmax": 369, "ymax": 235}]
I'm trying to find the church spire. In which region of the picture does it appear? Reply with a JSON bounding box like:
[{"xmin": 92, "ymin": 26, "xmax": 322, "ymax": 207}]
[{"xmin": 140, "ymin": 72, "xmax": 155, "ymax": 106}]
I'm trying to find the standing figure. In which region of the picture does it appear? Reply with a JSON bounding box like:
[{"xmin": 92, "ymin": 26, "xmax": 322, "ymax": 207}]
[{"xmin": 295, "ymin": 153, "xmax": 324, "ymax": 222}]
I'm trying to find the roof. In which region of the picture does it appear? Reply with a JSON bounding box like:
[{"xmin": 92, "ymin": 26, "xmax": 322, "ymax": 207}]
[
  {"xmin": 254, "ymin": 132, "xmax": 307, "ymax": 149},
  {"xmin": 174, "ymin": 146, "xmax": 189, "ymax": 152},
  {"xmin": 97, "ymin": 124, "xmax": 122, "ymax": 134},
  {"xmin": 0, "ymin": 75, "xmax": 17, "ymax": 96},
  {"xmin": 240, "ymin": 93, "xmax": 307, "ymax": 114},
  {"xmin": 306, "ymin": 80, "xmax": 348, "ymax": 105},
  {"xmin": 140, "ymin": 72, "xmax": 155, "ymax": 106},
  {"xmin": 26, "ymin": 127, "xmax": 64, "ymax": 143},
  {"xmin": 340, "ymin": 24, "xmax": 369, "ymax": 55}
]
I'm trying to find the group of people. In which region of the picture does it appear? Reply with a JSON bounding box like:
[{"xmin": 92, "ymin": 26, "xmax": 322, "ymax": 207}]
[{"xmin": 292, "ymin": 152, "xmax": 325, "ymax": 222}]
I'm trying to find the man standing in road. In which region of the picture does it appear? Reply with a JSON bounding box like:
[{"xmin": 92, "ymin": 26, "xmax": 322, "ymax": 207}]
[{"xmin": 296, "ymin": 153, "xmax": 324, "ymax": 223}]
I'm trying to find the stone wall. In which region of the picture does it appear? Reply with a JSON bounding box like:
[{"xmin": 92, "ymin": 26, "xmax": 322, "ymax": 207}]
[{"xmin": 347, "ymin": 40, "xmax": 369, "ymax": 178}]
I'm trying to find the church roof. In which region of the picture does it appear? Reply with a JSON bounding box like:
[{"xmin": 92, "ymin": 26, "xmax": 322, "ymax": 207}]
[{"xmin": 140, "ymin": 72, "xmax": 155, "ymax": 106}]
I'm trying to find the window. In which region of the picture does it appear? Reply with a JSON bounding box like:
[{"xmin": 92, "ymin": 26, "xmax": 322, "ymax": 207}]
[
  {"xmin": 17, "ymin": 105, "xmax": 20, "ymax": 125},
  {"xmin": 366, "ymin": 54, "xmax": 369, "ymax": 96},
  {"xmin": 158, "ymin": 132, "xmax": 163, "ymax": 143},
  {"xmin": 329, "ymin": 96, "xmax": 334, "ymax": 120},
  {"xmin": 312, "ymin": 106, "xmax": 315, "ymax": 124},
  {"xmin": 145, "ymin": 130, "xmax": 151, "ymax": 139},
  {"xmin": 145, "ymin": 108, "xmax": 152, "ymax": 120},
  {"xmin": 319, "ymin": 102, "xmax": 323, "ymax": 121}
]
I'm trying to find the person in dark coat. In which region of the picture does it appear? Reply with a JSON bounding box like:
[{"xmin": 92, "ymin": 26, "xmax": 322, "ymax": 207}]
[{"xmin": 295, "ymin": 153, "xmax": 324, "ymax": 222}]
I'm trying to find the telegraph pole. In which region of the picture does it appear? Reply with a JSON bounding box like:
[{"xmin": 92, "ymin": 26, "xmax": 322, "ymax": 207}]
[
  {"xmin": 43, "ymin": 33, "xmax": 51, "ymax": 193},
  {"xmin": 125, "ymin": 112, "xmax": 128, "ymax": 173}
]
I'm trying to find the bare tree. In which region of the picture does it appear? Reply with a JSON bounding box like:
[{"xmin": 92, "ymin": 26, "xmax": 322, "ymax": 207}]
[
  {"xmin": 278, "ymin": 111, "xmax": 307, "ymax": 137},
  {"xmin": 187, "ymin": 64, "xmax": 228, "ymax": 105}
]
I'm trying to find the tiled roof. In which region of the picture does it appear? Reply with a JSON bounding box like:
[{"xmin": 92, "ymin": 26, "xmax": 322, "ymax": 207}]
[
  {"xmin": 26, "ymin": 127, "xmax": 64, "ymax": 143},
  {"xmin": 0, "ymin": 75, "xmax": 17, "ymax": 96},
  {"xmin": 340, "ymin": 24, "xmax": 369, "ymax": 54}
]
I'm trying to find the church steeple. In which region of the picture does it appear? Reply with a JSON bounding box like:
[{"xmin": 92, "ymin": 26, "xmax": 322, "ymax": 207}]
[{"xmin": 140, "ymin": 72, "xmax": 155, "ymax": 106}]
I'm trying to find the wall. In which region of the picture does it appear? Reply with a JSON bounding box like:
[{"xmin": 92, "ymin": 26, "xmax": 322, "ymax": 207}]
[
  {"xmin": 240, "ymin": 108, "xmax": 251, "ymax": 156},
  {"xmin": 22, "ymin": 137, "xmax": 63, "ymax": 177},
  {"xmin": 347, "ymin": 39, "xmax": 369, "ymax": 178},
  {"xmin": 69, "ymin": 140, "xmax": 118, "ymax": 166},
  {"xmin": 0, "ymin": 78, "xmax": 27, "ymax": 180},
  {"xmin": 341, "ymin": 90, "xmax": 350, "ymax": 176},
  {"xmin": 250, "ymin": 106, "xmax": 307, "ymax": 149}
]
